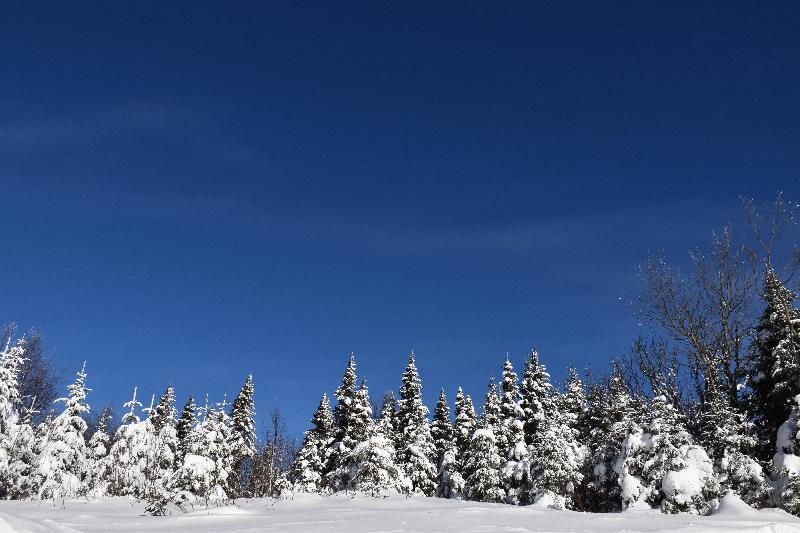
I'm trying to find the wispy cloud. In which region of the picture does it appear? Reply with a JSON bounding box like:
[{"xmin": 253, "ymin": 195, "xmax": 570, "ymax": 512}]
[{"xmin": 0, "ymin": 101, "xmax": 269, "ymax": 170}]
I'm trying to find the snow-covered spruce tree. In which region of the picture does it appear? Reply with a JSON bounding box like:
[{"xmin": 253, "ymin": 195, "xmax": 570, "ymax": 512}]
[
  {"xmin": 501, "ymin": 418, "xmax": 532, "ymax": 505},
  {"xmin": 228, "ymin": 374, "xmax": 256, "ymax": 497},
  {"xmin": 528, "ymin": 400, "xmax": 586, "ymax": 509},
  {"xmin": 32, "ymin": 363, "xmax": 91, "ymax": 499},
  {"xmin": 559, "ymin": 368, "xmax": 588, "ymax": 435},
  {"xmin": 175, "ymin": 396, "xmax": 197, "ymax": 466},
  {"xmin": 614, "ymin": 395, "xmax": 719, "ymax": 514},
  {"xmin": 106, "ymin": 387, "xmax": 151, "ymax": 497},
  {"xmin": 519, "ymin": 350, "xmax": 553, "ymax": 445},
  {"xmin": 453, "ymin": 388, "xmax": 477, "ymax": 470},
  {"xmin": 581, "ymin": 366, "xmax": 637, "ymax": 512},
  {"xmin": 481, "ymin": 377, "xmax": 502, "ymax": 441},
  {"xmin": 431, "ymin": 389, "xmax": 462, "ymax": 499},
  {"xmin": 174, "ymin": 398, "xmax": 233, "ymax": 502},
  {"xmin": 349, "ymin": 381, "xmax": 409, "ymax": 496},
  {"xmin": 697, "ymin": 375, "xmax": 769, "ymax": 507},
  {"xmin": 437, "ymin": 444, "xmax": 465, "ymax": 500},
  {"xmin": 773, "ymin": 394, "xmax": 800, "ymax": 515},
  {"xmin": 750, "ymin": 269, "xmax": 800, "ymax": 462},
  {"xmin": 498, "ymin": 357, "xmax": 522, "ymax": 461},
  {"xmin": 463, "ymin": 419, "xmax": 504, "ymax": 503},
  {"xmin": 395, "ymin": 351, "xmax": 437, "ymax": 496},
  {"xmin": 85, "ymin": 406, "xmax": 112, "ymax": 498},
  {"xmin": 378, "ymin": 391, "xmax": 398, "ymax": 444},
  {"xmin": 326, "ymin": 354, "xmax": 358, "ymax": 490},
  {"xmin": 0, "ymin": 338, "xmax": 35, "ymax": 499},
  {"xmin": 143, "ymin": 386, "xmax": 179, "ymax": 513},
  {"xmin": 430, "ymin": 389, "xmax": 453, "ymax": 470},
  {"xmin": 291, "ymin": 393, "xmax": 334, "ymax": 492}
]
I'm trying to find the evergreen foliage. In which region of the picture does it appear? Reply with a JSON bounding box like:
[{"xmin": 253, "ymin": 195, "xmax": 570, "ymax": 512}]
[
  {"xmin": 750, "ymin": 270, "xmax": 800, "ymax": 461},
  {"xmin": 395, "ymin": 352, "xmax": 437, "ymax": 496}
]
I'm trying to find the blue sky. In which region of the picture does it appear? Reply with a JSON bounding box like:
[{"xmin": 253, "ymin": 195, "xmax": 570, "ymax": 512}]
[{"xmin": 1, "ymin": 2, "xmax": 799, "ymax": 436}]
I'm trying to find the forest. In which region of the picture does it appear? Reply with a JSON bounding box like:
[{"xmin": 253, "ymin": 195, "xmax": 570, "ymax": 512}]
[{"xmin": 1, "ymin": 195, "xmax": 799, "ymax": 517}]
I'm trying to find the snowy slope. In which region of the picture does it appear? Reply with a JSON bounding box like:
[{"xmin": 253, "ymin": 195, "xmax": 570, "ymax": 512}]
[{"xmin": 1, "ymin": 493, "xmax": 799, "ymax": 533}]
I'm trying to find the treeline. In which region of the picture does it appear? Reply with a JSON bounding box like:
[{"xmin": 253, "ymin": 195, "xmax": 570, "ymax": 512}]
[
  {"xmin": 287, "ymin": 195, "xmax": 800, "ymax": 515},
  {"xmin": 0, "ymin": 342, "xmax": 295, "ymax": 514}
]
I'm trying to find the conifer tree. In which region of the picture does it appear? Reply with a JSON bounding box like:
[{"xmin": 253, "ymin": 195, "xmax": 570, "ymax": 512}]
[
  {"xmin": 175, "ymin": 396, "xmax": 196, "ymax": 466},
  {"xmin": 498, "ymin": 357, "xmax": 522, "ymax": 461},
  {"xmin": 453, "ymin": 388, "xmax": 477, "ymax": 470},
  {"xmin": 582, "ymin": 366, "xmax": 637, "ymax": 512},
  {"xmin": 463, "ymin": 420, "xmax": 504, "ymax": 503},
  {"xmin": 0, "ymin": 338, "xmax": 34, "ymax": 499},
  {"xmin": 146, "ymin": 386, "xmax": 179, "ymax": 505},
  {"xmin": 32, "ymin": 363, "xmax": 91, "ymax": 499},
  {"xmin": 559, "ymin": 368, "xmax": 588, "ymax": 434},
  {"xmin": 501, "ymin": 418, "xmax": 532, "ymax": 505},
  {"xmin": 395, "ymin": 351, "xmax": 437, "ymax": 496},
  {"xmin": 750, "ymin": 269, "xmax": 800, "ymax": 461},
  {"xmin": 519, "ymin": 350, "xmax": 553, "ymax": 445},
  {"xmin": 481, "ymin": 377, "xmax": 502, "ymax": 439},
  {"xmin": 529, "ymin": 404, "xmax": 586, "ymax": 509},
  {"xmin": 291, "ymin": 393, "xmax": 334, "ymax": 492},
  {"xmin": 174, "ymin": 398, "xmax": 233, "ymax": 501},
  {"xmin": 86, "ymin": 406, "xmax": 112, "ymax": 497},
  {"xmin": 774, "ymin": 394, "xmax": 800, "ymax": 515},
  {"xmin": 106, "ymin": 388, "xmax": 151, "ymax": 497},
  {"xmin": 350, "ymin": 386, "xmax": 408, "ymax": 496},
  {"xmin": 229, "ymin": 375, "xmax": 256, "ymax": 496},
  {"xmin": 327, "ymin": 354, "xmax": 358, "ymax": 488},
  {"xmin": 122, "ymin": 386, "xmax": 142, "ymax": 425},
  {"xmin": 150, "ymin": 386, "xmax": 177, "ymax": 433},
  {"xmin": 697, "ymin": 375, "xmax": 768, "ymax": 507},
  {"xmin": 430, "ymin": 389, "xmax": 454, "ymax": 469},
  {"xmin": 378, "ymin": 391, "xmax": 397, "ymax": 444}
]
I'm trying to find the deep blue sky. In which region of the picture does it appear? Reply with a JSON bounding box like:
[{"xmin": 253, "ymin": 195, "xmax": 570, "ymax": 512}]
[{"xmin": 1, "ymin": 2, "xmax": 799, "ymax": 436}]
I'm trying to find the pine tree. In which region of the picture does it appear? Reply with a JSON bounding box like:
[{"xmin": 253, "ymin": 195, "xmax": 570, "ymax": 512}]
[
  {"xmin": 528, "ymin": 405, "xmax": 586, "ymax": 509},
  {"xmin": 175, "ymin": 396, "xmax": 196, "ymax": 466},
  {"xmin": 378, "ymin": 391, "xmax": 397, "ymax": 443},
  {"xmin": 453, "ymin": 388, "xmax": 477, "ymax": 470},
  {"xmin": 32, "ymin": 363, "xmax": 91, "ymax": 499},
  {"xmin": 774, "ymin": 394, "xmax": 800, "ymax": 515},
  {"xmin": 501, "ymin": 418, "xmax": 532, "ymax": 505},
  {"xmin": 229, "ymin": 374, "xmax": 256, "ymax": 497},
  {"xmin": 122, "ymin": 386, "xmax": 142, "ymax": 424},
  {"xmin": 327, "ymin": 354, "xmax": 358, "ymax": 489},
  {"xmin": 750, "ymin": 269, "xmax": 800, "ymax": 461},
  {"xmin": 150, "ymin": 386, "xmax": 177, "ymax": 432},
  {"xmin": 86, "ymin": 406, "xmax": 112, "ymax": 498},
  {"xmin": 395, "ymin": 351, "xmax": 437, "ymax": 496},
  {"xmin": 559, "ymin": 368, "xmax": 588, "ymax": 434},
  {"xmin": 0, "ymin": 338, "xmax": 34, "ymax": 499},
  {"xmin": 145, "ymin": 386, "xmax": 179, "ymax": 507},
  {"xmin": 498, "ymin": 356, "xmax": 522, "ymax": 461},
  {"xmin": 481, "ymin": 377, "xmax": 502, "ymax": 438},
  {"xmin": 463, "ymin": 420, "xmax": 504, "ymax": 503},
  {"xmin": 291, "ymin": 393, "xmax": 334, "ymax": 492},
  {"xmin": 581, "ymin": 365, "xmax": 637, "ymax": 512},
  {"xmin": 430, "ymin": 389, "xmax": 461, "ymax": 499},
  {"xmin": 430, "ymin": 389, "xmax": 453, "ymax": 469},
  {"xmin": 174, "ymin": 398, "xmax": 233, "ymax": 501},
  {"xmin": 106, "ymin": 390, "xmax": 151, "ymax": 497},
  {"xmin": 697, "ymin": 375, "xmax": 769, "ymax": 507},
  {"xmin": 350, "ymin": 395, "xmax": 408, "ymax": 496},
  {"xmin": 519, "ymin": 350, "xmax": 553, "ymax": 445}
]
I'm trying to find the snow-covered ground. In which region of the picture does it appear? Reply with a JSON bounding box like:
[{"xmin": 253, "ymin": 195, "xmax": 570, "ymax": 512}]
[{"xmin": 1, "ymin": 493, "xmax": 799, "ymax": 533}]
